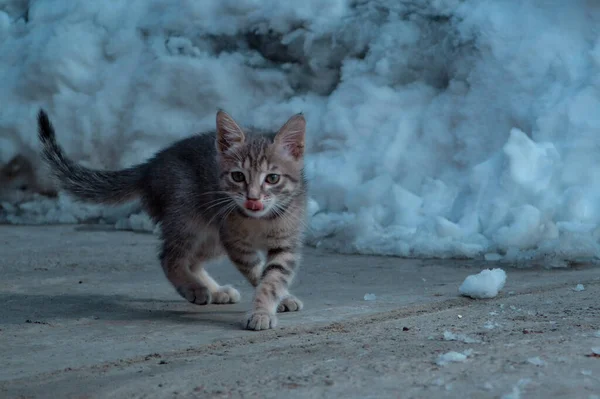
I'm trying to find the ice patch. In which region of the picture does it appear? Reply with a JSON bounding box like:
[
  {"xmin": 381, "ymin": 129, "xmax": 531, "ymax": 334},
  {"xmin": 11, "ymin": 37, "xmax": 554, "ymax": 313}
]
[
  {"xmin": 363, "ymin": 293, "xmax": 376, "ymax": 301},
  {"xmin": 459, "ymin": 269, "xmax": 507, "ymax": 299}
]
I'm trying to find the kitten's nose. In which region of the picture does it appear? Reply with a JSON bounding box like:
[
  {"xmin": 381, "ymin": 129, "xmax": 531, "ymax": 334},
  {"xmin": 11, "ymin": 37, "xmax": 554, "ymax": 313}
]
[{"xmin": 244, "ymin": 199, "xmax": 264, "ymax": 211}]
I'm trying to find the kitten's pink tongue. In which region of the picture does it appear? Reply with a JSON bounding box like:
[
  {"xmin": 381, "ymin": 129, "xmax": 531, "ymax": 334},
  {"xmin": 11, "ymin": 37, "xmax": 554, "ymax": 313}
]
[{"xmin": 244, "ymin": 200, "xmax": 264, "ymax": 211}]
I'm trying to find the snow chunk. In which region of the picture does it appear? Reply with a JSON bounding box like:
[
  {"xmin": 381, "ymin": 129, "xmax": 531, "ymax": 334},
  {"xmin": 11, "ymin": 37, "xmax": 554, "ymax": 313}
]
[
  {"xmin": 483, "ymin": 321, "xmax": 499, "ymax": 330},
  {"xmin": 307, "ymin": 198, "xmax": 320, "ymax": 217},
  {"xmin": 363, "ymin": 293, "xmax": 376, "ymax": 301},
  {"xmin": 503, "ymin": 128, "xmax": 559, "ymax": 194},
  {"xmin": 0, "ymin": 11, "xmax": 9, "ymax": 39},
  {"xmin": 114, "ymin": 212, "xmax": 156, "ymax": 233},
  {"xmin": 501, "ymin": 378, "xmax": 531, "ymax": 399},
  {"xmin": 573, "ymin": 284, "xmax": 585, "ymax": 292},
  {"xmin": 527, "ymin": 356, "xmax": 546, "ymax": 366},
  {"xmin": 436, "ymin": 351, "xmax": 467, "ymax": 366},
  {"xmin": 459, "ymin": 269, "xmax": 507, "ymax": 299},
  {"xmin": 443, "ymin": 330, "xmax": 481, "ymax": 344},
  {"xmin": 494, "ymin": 205, "xmax": 544, "ymax": 251},
  {"xmin": 502, "ymin": 387, "xmax": 521, "ymax": 399}
]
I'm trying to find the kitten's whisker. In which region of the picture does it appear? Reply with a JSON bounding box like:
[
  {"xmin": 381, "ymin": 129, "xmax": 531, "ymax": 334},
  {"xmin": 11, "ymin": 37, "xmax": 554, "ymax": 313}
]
[
  {"xmin": 195, "ymin": 190, "xmax": 231, "ymax": 197},
  {"xmin": 272, "ymin": 203, "xmax": 308, "ymax": 229},
  {"xmin": 206, "ymin": 200, "xmax": 237, "ymax": 226},
  {"xmin": 203, "ymin": 197, "xmax": 235, "ymax": 210},
  {"xmin": 222, "ymin": 202, "xmax": 238, "ymax": 221},
  {"xmin": 276, "ymin": 209, "xmax": 310, "ymax": 233}
]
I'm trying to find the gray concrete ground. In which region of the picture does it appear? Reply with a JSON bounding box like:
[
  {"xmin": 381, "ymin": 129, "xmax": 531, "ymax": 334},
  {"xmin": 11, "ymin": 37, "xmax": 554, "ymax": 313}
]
[{"xmin": 0, "ymin": 225, "xmax": 599, "ymax": 399}]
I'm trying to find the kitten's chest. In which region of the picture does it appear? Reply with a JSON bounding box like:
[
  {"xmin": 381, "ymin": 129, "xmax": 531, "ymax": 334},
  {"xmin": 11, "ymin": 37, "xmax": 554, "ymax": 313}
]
[
  {"xmin": 240, "ymin": 226, "xmax": 278, "ymax": 249},
  {"xmin": 223, "ymin": 218, "xmax": 285, "ymax": 250}
]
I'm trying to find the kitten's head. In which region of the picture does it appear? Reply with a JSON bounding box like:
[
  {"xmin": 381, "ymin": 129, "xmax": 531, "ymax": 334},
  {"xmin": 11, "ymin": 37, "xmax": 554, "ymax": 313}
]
[{"xmin": 215, "ymin": 110, "xmax": 306, "ymax": 218}]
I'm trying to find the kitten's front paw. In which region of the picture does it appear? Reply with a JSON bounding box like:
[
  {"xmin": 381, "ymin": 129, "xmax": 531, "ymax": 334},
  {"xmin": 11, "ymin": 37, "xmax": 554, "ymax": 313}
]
[
  {"xmin": 211, "ymin": 285, "xmax": 241, "ymax": 304},
  {"xmin": 177, "ymin": 285, "xmax": 211, "ymax": 305},
  {"xmin": 277, "ymin": 295, "xmax": 303, "ymax": 312},
  {"xmin": 245, "ymin": 311, "xmax": 277, "ymax": 331}
]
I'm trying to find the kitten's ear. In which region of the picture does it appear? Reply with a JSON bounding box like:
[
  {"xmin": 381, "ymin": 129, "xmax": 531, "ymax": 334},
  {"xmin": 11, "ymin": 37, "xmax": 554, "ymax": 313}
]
[
  {"xmin": 274, "ymin": 113, "xmax": 306, "ymax": 161},
  {"xmin": 216, "ymin": 110, "xmax": 245, "ymax": 153}
]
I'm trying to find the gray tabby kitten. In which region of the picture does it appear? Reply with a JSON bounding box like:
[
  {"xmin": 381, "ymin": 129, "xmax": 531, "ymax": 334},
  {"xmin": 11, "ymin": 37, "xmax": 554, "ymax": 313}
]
[{"xmin": 37, "ymin": 109, "xmax": 307, "ymax": 331}]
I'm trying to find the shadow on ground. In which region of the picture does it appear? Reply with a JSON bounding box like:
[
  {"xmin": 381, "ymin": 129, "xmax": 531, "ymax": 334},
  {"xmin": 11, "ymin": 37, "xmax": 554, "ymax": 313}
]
[{"xmin": 1, "ymin": 292, "xmax": 246, "ymax": 327}]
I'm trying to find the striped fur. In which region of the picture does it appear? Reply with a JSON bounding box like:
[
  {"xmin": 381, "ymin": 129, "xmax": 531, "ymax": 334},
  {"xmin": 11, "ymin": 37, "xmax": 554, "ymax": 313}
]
[
  {"xmin": 37, "ymin": 109, "xmax": 307, "ymax": 331},
  {"xmin": 38, "ymin": 111, "xmax": 145, "ymax": 204}
]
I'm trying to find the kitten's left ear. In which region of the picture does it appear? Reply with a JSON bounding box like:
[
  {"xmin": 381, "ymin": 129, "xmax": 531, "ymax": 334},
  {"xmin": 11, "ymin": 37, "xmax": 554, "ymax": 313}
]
[
  {"xmin": 216, "ymin": 110, "xmax": 245, "ymax": 154},
  {"xmin": 274, "ymin": 113, "xmax": 305, "ymax": 161}
]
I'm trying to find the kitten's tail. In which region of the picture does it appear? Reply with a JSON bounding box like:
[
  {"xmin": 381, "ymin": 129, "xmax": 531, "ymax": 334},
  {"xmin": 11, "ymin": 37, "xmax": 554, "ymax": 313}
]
[{"xmin": 37, "ymin": 109, "xmax": 144, "ymax": 204}]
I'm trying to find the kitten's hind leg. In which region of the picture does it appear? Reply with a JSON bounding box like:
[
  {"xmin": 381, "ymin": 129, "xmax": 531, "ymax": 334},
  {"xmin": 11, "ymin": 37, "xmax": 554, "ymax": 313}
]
[
  {"xmin": 192, "ymin": 267, "xmax": 241, "ymax": 304},
  {"xmin": 159, "ymin": 224, "xmax": 220, "ymax": 305},
  {"xmin": 188, "ymin": 236, "xmax": 240, "ymax": 304},
  {"xmin": 160, "ymin": 241, "xmax": 212, "ymax": 305}
]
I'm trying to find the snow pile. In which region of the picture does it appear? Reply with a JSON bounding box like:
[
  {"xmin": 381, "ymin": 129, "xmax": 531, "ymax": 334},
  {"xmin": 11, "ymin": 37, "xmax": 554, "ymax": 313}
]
[
  {"xmin": 2, "ymin": 1, "xmax": 600, "ymax": 262},
  {"xmin": 459, "ymin": 269, "xmax": 506, "ymax": 299}
]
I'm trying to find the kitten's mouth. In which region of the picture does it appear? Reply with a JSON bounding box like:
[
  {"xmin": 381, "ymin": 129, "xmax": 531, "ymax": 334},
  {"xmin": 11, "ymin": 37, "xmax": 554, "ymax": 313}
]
[{"xmin": 244, "ymin": 199, "xmax": 264, "ymax": 212}]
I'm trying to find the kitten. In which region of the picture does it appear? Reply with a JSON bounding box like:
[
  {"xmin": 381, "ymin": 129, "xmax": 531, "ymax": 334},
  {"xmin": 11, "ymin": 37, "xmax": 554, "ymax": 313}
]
[{"xmin": 37, "ymin": 109, "xmax": 308, "ymax": 331}]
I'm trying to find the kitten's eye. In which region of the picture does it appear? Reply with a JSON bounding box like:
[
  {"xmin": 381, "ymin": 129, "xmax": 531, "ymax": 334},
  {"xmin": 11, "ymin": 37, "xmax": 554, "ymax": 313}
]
[
  {"xmin": 231, "ymin": 171, "xmax": 245, "ymax": 183},
  {"xmin": 265, "ymin": 174, "xmax": 280, "ymax": 184}
]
